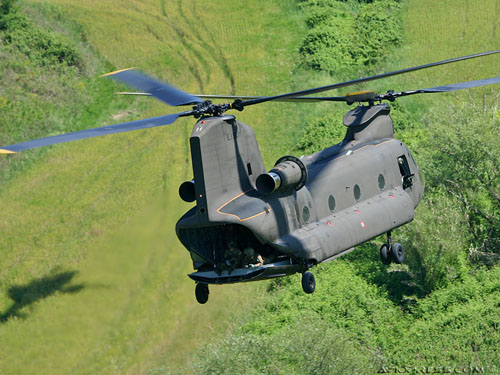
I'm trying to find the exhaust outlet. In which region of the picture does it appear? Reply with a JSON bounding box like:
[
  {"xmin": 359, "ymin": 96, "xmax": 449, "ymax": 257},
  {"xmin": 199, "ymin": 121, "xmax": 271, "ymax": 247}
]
[{"xmin": 256, "ymin": 156, "xmax": 307, "ymax": 195}]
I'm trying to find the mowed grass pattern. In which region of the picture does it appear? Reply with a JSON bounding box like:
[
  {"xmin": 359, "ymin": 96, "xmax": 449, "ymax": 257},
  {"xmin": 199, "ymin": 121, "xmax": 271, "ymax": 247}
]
[
  {"xmin": 375, "ymin": 0, "xmax": 500, "ymax": 110},
  {"xmin": 333, "ymin": 0, "xmax": 500, "ymax": 110},
  {"xmin": 0, "ymin": 0, "xmax": 306, "ymax": 374},
  {"xmin": 402, "ymin": 0, "xmax": 500, "ymax": 84}
]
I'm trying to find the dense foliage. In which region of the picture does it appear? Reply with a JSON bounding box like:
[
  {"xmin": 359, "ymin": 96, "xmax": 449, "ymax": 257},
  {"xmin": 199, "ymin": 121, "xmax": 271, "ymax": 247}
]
[
  {"xmin": 423, "ymin": 106, "xmax": 499, "ymax": 261},
  {"xmin": 186, "ymin": 261, "xmax": 500, "ymax": 374},
  {"xmin": 299, "ymin": 0, "xmax": 402, "ymax": 76},
  {"xmin": 191, "ymin": 317, "xmax": 378, "ymax": 375},
  {"xmin": 396, "ymin": 104, "xmax": 500, "ymax": 294}
]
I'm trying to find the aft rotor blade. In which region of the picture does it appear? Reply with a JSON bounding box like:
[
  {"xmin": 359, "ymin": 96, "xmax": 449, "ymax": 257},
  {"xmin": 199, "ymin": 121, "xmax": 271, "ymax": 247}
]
[
  {"xmin": 116, "ymin": 92, "xmax": 347, "ymax": 103},
  {"xmin": 103, "ymin": 68, "xmax": 203, "ymax": 106},
  {"xmin": 418, "ymin": 76, "xmax": 500, "ymax": 93},
  {"xmin": 381, "ymin": 76, "xmax": 500, "ymax": 100},
  {"xmin": 0, "ymin": 113, "xmax": 187, "ymax": 153},
  {"xmin": 240, "ymin": 49, "xmax": 500, "ymax": 107}
]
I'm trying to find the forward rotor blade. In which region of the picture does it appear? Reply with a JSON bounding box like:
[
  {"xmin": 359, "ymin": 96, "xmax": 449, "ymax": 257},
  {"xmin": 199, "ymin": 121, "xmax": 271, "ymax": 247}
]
[
  {"xmin": 196, "ymin": 94, "xmax": 348, "ymax": 103},
  {"xmin": 0, "ymin": 113, "xmax": 186, "ymax": 153},
  {"xmin": 116, "ymin": 92, "xmax": 347, "ymax": 103},
  {"xmin": 240, "ymin": 49, "xmax": 500, "ymax": 107},
  {"xmin": 103, "ymin": 68, "xmax": 203, "ymax": 106}
]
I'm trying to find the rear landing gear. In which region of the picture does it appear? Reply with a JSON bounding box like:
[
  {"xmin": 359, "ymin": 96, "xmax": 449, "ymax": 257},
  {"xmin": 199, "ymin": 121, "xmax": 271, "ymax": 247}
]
[
  {"xmin": 379, "ymin": 244, "xmax": 391, "ymax": 265},
  {"xmin": 380, "ymin": 231, "xmax": 405, "ymax": 265},
  {"xmin": 391, "ymin": 242, "xmax": 404, "ymax": 264},
  {"xmin": 301, "ymin": 271, "xmax": 316, "ymax": 294},
  {"xmin": 195, "ymin": 283, "xmax": 209, "ymax": 304}
]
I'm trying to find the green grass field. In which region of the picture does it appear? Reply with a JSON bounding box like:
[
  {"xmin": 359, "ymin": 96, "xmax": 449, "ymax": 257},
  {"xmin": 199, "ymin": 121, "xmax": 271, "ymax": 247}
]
[
  {"xmin": 0, "ymin": 0, "xmax": 499, "ymax": 374},
  {"xmin": 0, "ymin": 1, "xmax": 307, "ymax": 374}
]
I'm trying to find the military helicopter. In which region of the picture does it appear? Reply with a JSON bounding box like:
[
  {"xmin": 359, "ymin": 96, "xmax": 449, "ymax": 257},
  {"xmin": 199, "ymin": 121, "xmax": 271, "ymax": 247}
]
[{"xmin": 1, "ymin": 50, "xmax": 499, "ymax": 304}]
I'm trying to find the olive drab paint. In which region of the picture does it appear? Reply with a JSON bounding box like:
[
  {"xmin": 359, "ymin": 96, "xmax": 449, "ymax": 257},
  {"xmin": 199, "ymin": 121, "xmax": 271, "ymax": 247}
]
[{"xmin": 176, "ymin": 104, "xmax": 424, "ymax": 289}]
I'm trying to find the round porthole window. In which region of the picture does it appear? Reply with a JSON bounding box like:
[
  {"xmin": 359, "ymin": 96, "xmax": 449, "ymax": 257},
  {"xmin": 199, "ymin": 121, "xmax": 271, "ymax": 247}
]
[
  {"xmin": 378, "ymin": 173, "xmax": 385, "ymax": 191},
  {"xmin": 354, "ymin": 184, "xmax": 361, "ymax": 201},
  {"xmin": 328, "ymin": 195, "xmax": 336, "ymax": 212},
  {"xmin": 302, "ymin": 206, "xmax": 310, "ymax": 223}
]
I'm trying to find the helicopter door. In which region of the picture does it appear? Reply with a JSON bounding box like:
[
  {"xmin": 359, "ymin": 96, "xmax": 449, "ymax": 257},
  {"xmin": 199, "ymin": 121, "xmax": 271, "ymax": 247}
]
[{"xmin": 397, "ymin": 155, "xmax": 414, "ymax": 189}]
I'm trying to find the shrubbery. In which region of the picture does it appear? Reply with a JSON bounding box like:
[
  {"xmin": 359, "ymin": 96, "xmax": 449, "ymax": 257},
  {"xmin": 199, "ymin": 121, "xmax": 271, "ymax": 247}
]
[
  {"xmin": 299, "ymin": 0, "xmax": 401, "ymax": 76},
  {"xmin": 190, "ymin": 317, "xmax": 378, "ymax": 375},
  {"xmin": 187, "ymin": 261, "xmax": 500, "ymax": 373},
  {"xmin": 0, "ymin": 0, "xmax": 80, "ymax": 66},
  {"xmin": 296, "ymin": 110, "xmax": 346, "ymax": 153},
  {"xmin": 421, "ymin": 105, "xmax": 500, "ymax": 261}
]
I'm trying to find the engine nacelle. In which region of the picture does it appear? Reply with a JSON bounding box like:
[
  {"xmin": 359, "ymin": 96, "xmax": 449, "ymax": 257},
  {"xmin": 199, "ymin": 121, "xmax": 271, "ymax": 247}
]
[{"xmin": 256, "ymin": 155, "xmax": 307, "ymax": 195}]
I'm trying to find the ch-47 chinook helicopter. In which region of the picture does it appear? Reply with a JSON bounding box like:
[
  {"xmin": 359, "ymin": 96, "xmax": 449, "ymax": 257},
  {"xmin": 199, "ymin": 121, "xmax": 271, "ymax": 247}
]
[{"xmin": 1, "ymin": 51, "xmax": 499, "ymax": 303}]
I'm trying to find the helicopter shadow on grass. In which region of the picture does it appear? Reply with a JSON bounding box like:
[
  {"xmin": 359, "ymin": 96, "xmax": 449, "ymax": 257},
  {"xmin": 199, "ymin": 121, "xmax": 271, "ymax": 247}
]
[
  {"xmin": 0, "ymin": 268, "xmax": 85, "ymax": 323},
  {"xmin": 343, "ymin": 241, "xmax": 425, "ymax": 306}
]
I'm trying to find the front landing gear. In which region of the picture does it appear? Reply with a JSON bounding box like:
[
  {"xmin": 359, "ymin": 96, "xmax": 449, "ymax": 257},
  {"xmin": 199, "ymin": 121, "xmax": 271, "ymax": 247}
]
[
  {"xmin": 301, "ymin": 271, "xmax": 316, "ymax": 294},
  {"xmin": 195, "ymin": 283, "xmax": 209, "ymax": 304},
  {"xmin": 380, "ymin": 231, "xmax": 405, "ymax": 265}
]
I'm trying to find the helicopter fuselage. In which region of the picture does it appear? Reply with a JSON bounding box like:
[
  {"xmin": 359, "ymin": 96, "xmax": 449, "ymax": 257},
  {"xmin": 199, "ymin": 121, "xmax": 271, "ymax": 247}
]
[{"xmin": 176, "ymin": 103, "xmax": 423, "ymax": 285}]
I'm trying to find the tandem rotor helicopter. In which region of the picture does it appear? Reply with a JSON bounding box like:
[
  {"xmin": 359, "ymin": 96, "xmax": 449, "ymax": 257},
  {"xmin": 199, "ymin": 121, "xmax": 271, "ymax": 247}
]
[{"xmin": 2, "ymin": 50, "xmax": 500, "ymax": 304}]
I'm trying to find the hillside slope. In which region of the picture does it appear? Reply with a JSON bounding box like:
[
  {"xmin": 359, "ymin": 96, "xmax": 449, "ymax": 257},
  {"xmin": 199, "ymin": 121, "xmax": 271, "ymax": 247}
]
[{"xmin": 0, "ymin": 1, "xmax": 307, "ymax": 374}]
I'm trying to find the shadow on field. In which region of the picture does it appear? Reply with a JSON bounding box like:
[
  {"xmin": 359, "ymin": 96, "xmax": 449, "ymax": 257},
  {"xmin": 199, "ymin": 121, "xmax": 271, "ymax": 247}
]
[{"xmin": 0, "ymin": 270, "xmax": 84, "ymax": 322}]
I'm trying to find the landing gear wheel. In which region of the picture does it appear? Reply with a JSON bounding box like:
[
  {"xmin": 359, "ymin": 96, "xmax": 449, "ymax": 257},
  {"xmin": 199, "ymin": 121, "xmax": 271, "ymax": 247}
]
[
  {"xmin": 390, "ymin": 242, "xmax": 405, "ymax": 264},
  {"xmin": 301, "ymin": 272, "xmax": 316, "ymax": 294},
  {"xmin": 380, "ymin": 244, "xmax": 391, "ymax": 265},
  {"xmin": 195, "ymin": 283, "xmax": 209, "ymax": 304}
]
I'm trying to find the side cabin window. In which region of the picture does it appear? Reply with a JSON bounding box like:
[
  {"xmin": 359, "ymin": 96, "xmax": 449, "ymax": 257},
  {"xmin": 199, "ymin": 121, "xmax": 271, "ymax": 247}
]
[
  {"xmin": 378, "ymin": 173, "xmax": 385, "ymax": 191},
  {"xmin": 353, "ymin": 184, "xmax": 361, "ymax": 201},
  {"xmin": 328, "ymin": 195, "xmax": 336, "ymax": 212}
]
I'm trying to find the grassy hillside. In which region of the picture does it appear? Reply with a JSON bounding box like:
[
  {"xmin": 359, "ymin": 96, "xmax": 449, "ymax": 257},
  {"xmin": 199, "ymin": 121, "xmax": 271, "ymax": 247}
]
[
  {"xmin": 1, "ymin": 0, "xmax": 499, "ymax": 374},
  {"xmin": 0, "ymin": 1, "xmax": 308, "ymax": 374}
]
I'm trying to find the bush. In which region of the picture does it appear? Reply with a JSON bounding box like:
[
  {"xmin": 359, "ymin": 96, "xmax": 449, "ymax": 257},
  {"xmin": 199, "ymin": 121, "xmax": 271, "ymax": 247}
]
[
  {"xmin": 0, "ymin": 1, "xmax": 125, "ymax": 185},
  {"xmin": 0, "ymin": 0, "xmax": 17, "ymax": 16},
  {"xmin": 184, "ymin": 261, "xmax": 500, "ymax": 374},
  {"xmin": 188, "ymin": 316, "xmax": 380, "ymax": 375},
  {"xmin": 418, "ymin": 104, "xmax": 500, "ymax": 264},
  {"xmin": 296, "ymin": 110, "xmax": 346, "ymax": 153},
  {"xmin": 299, "ymin": 0, "xmax": 401, "ymax": 76},
  {"xmin": 399, "ymin": 191, "xmax": 470, "ymax": 294},
  {"xmin": 0, "ymin": 1, "xmax": 80, "ymax": 67}
]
